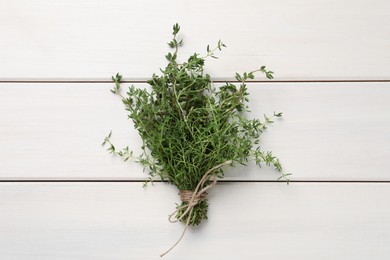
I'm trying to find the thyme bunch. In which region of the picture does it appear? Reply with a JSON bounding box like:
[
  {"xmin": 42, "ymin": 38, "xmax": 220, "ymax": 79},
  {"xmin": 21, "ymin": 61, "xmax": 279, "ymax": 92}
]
[{"xmin": 103, "ymin": 24, "xmax": 288, "ymax": 226}]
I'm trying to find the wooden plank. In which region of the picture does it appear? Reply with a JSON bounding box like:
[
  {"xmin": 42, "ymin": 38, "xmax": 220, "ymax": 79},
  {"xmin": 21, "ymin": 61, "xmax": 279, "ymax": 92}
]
[
  {"xmin": 0, "ymin": 0, "xmax": 389, "ymax": 80},
  {"xmin": 0, "ymin": 182, "xmax": 389, "ymax": 259},
  {"xmin": 1, "ymin": 82, "xmax": 389, "ymax": 180}
]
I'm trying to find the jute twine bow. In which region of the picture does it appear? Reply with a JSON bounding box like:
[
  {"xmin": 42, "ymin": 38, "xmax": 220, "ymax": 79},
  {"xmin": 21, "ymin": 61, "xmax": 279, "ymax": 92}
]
[{"xmin": 160, "ymin": 160, "xmax": 232, "ymax": 257}]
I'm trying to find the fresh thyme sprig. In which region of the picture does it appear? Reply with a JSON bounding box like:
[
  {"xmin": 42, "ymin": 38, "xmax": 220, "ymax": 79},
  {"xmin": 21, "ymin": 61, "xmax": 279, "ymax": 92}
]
[{"xmin": 103, "ymin": 23, "xmax": 288, "ymax": 225}]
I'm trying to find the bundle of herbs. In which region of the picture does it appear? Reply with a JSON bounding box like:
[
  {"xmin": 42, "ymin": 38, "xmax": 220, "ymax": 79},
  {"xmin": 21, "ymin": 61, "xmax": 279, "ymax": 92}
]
[{"xmin": 103, "ymin": 24, "xmax": 288, "ymax": 255}]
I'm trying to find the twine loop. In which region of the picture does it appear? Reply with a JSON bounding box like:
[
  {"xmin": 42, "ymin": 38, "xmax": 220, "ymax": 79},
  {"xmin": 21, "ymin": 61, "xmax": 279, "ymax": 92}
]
[{"xmin": 160, "ymin": 160, "xmax": 232, "ymax": 257}]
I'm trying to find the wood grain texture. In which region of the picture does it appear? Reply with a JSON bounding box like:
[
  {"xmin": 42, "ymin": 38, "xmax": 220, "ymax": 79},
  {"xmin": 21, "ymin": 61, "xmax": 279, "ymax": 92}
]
[
  {"xmin": 1, "ymin": 1, "xmax": 389, "ymax": 259},
  {"xmin": 1, "ymin": 82, "xmax": 389, "ymax": 180},
  {"xmin": 0, "ymin": 182, "xmax": 389, "ymax": 259},
  {"xmin": 0, "ymin": 0, "xmax": 389, "ymax": 80}
]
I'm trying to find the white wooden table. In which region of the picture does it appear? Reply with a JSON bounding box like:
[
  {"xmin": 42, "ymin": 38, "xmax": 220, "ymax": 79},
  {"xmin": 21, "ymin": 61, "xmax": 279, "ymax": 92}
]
[{"xmin": 1, "ymin": 1, "xmax": 390, "ymax": 259}]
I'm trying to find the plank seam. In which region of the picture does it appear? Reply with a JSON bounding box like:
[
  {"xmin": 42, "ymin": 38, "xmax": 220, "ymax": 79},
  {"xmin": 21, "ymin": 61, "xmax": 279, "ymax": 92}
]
[
  {"xmin": 1, "ymin": 80, "xmax": 390, "ymax": 84},
  {"xmin": 1, "ymin": 180, "xmax": 390, "ymax": 183}
]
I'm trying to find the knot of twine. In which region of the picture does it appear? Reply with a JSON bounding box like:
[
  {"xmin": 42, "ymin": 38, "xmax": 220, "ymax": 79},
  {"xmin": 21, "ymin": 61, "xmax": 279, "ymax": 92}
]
[{"xmin": 160, "ymin": 160, "xmax": 232, "ymax": 257}]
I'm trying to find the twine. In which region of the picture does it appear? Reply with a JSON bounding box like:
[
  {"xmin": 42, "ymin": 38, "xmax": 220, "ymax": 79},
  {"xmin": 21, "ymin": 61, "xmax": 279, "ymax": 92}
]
[
  {"xmin": 179, "ymin": 190, "xmax": 207, "ymax": 204},
  {"xmin": 160, "ymin": 160, "xmax": 232, "ymax": 257}
]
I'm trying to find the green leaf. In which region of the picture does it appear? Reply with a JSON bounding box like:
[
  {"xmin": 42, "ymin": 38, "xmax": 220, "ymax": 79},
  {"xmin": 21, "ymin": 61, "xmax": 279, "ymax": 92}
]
[{"xmin": 173, "ymin": 23, "xmax": 180, "ymax": 35}]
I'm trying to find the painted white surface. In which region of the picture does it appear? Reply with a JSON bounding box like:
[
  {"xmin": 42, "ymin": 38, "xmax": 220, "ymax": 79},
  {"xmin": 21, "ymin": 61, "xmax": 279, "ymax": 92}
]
[
  {"xmin": 0, "ymin": 0, "xmax": 389, "ymax": 80},
  {"xmin": 1, "ymin": 1, "xmax": 389, "ymax": 258},
  {"xmin": 1, "ymin": 82, "xmax": 389, "ymax": 180},
  {"xmin": 0, "ymin": 182, "xmax": 389, "ymax": 259}
]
